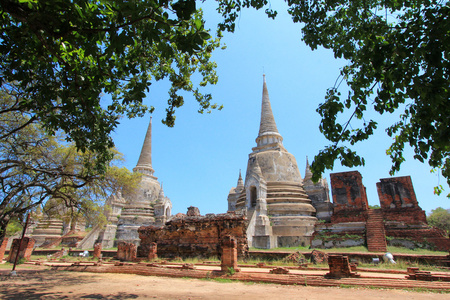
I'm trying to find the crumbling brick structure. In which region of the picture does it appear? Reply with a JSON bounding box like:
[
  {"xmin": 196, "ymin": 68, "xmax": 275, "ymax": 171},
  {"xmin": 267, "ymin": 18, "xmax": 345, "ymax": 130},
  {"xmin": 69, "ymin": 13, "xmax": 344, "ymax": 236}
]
[
  {"xmin": 377, "ymin": 176, "xmax": 449, "ymax": 251},
  {"xmin": 377, "ymin": 176, "xmax": 427, "ymax": 224},
  {"xmin": 93, "ymin": 243, "xmax": 102, "ymax": 259},
  {"xmin": 325, "ymin": 255, "xmax": 359, "ymax": 278},
  {"xmin": 315, "ymin": 173, "xmax": 449, "ymax": 251},
  {"xmin": 137, "ymin": 211, "xmax": 248, "ymax": 259},
  {"xmin": 221, "ymin": 236, "xmax": 239, "ymax": 272},
  {"xmin": 148, "ymin": 242, "xmax": 157, "ymax": 261},
  {"xmin": 0, "ymin": 238, "xmax": 8, "ymax": 261},
  {"xmin": 186, "ymin": 206, "xmax": 201, "ymax": 217},
  {"xmin": 117, "ymin": 241, "xmax": 137, "ymax": 261},
  {"xmin": 8, "ymin": 237, "xmax": 35, "ymax": 263},
  {"xmin": 330, "ymin": 171, "xmax": 369, "ymax": 223}
]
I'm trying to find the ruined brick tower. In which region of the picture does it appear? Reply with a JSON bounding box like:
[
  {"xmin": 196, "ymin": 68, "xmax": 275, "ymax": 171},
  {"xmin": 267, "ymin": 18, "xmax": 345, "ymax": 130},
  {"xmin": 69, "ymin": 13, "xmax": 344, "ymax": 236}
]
[
  {"xmin": 228, "ymin": 76, "xmax": 317, "ymax": 248},
  {"xmin": 116, "ymin": 117, "xmax": 172, "ymax": 245}
]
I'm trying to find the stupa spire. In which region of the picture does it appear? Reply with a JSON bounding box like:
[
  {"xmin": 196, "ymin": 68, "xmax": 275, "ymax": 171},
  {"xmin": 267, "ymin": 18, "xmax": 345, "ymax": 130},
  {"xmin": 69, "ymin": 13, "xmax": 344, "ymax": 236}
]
[
  {"xmin": 304, "ymin": 156, "xmax": 313, "ymax": 182},
  {"xmin": 255, "ymin": 75, "xmax": 283, "ymax": 148},
  {"xmin": 237, "ymin": 169, "xmax": 244, "ymax": 189},
  {"xmin": 133, "ymin": 116, "xmax": 156, "ymax": 178}
]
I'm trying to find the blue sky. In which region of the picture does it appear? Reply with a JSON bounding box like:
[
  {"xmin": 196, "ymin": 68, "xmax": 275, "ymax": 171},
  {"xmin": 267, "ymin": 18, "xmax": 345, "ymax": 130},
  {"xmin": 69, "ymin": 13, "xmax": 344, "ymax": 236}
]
[{"xmin": 111, "ymin": 3, "xmax": 448, "ymax": 216}]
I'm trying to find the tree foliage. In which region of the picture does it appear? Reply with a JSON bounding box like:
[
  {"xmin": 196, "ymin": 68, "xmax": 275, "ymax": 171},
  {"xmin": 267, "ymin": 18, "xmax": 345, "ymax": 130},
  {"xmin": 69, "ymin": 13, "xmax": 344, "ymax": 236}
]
[
  {"xmin": 427, "ymin": 207, "xmax": 450, "ymax": 235},
  {"xmin": 216, "ymin": 0, "xmax": 450, "ymax": 195},
  {"xmin": 0, "ymin": 86, "xmax": 141, "ymax": 240},
  {"xmin": 0, "ymin": 0, "xmax": 222, "ymax": 171}
]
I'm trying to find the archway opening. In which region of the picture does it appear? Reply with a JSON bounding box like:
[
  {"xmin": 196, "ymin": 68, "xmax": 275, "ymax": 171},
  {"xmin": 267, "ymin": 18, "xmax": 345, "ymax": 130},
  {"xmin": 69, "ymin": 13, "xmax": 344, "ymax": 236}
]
[{"xmin": 250, "ymin": 186, "xmax": 257, "ymax": 208}]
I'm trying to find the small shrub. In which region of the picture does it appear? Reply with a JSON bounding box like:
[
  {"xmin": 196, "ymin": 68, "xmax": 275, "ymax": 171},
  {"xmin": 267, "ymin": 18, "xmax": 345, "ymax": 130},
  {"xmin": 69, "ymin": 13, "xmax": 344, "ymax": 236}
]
[{"xmin": 227, "ymin": 267, "xmax": 236, "ymax": 275}]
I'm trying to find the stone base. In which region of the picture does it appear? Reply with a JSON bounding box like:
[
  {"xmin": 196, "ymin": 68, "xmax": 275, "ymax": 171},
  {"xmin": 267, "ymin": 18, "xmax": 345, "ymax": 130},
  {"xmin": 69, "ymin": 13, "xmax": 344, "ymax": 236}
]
[
  {"xmin": 252, "ymin": 235, "xmax": 276, "ymax": 249},
  {"xmin": 277, "ymin": 236, "xmax": 311, "ymax": 248}
]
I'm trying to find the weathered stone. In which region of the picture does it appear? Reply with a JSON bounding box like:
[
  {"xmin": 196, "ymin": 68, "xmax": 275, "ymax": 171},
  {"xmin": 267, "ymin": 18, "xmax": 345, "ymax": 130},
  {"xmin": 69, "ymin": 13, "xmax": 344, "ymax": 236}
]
[
  {"xmin": 228, "ymin": 77, "xmax": 317, "ymax": 249},
  {"xmin": 52, "ymin": 248, "xmax": 68, "ymax": 259},
  {"xmin": 93, "ymin": 243, "xmax": 102, "ymax": 259},
  {"xmin": 303, "ymin": 157, "xmax": 333, "ymax": 222},
  {"xmin": 325, "ymin": 255, "xmax": 359, "ymax": 278},
  {"xmin": 221, "ymin": 236, "xmax": 239, "ymax": 272},
  {"xmin": 310, "ymin": 250, "xmax": 328, "ymax": 264},
  {"xmin": 270, "ymin": 267, "xmax": 289, "ymax": 274},
  {"xmin": 8, "ymin": 237, "xmax": 35, "ymax": 263},
  {"xmin": 330, "ymin": 171, "xmax": 368, "ymax": 223},
  {"xmin": 116, "ymin": 117, "xmax": 172, "ymax": 245},
  {"xmin": 147, "ymin": 242, "xmax": 157, "ymax": 261},
  {"xmin": 137, "ymin": 211, "xmax": 248, "ymax": 259},
  {"xmin": 186, "ymin": 206, "xmax": 201, "ymax": 217},
  {"xmin": 284, "ymin": 251, "xmax": 306, "ymax": 264},
  {"xmin": 181, "ymin": 263, "xmax": 195, "ymax": 270},
  {"xmin": 117, "ymin": 242, "xmax": 137, "ymax": 262},
  {"xmin": 0, "ymin": 238, "xmax": 8, "ymax": 261}
]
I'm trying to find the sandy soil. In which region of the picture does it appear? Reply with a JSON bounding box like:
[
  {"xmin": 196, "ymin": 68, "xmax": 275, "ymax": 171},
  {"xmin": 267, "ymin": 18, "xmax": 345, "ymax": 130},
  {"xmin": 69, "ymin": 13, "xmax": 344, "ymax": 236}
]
[{"xmin": 0, "ymin": 267, "xmax": 446, "ymax": 300}]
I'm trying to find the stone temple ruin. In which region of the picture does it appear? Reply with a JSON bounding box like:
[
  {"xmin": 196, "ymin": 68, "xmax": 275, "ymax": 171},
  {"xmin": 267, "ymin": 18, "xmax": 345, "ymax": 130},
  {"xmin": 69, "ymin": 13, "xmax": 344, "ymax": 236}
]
[
  {"xmin": 28, "ymin": 117, "xmax": 172, "ymax": 249},
  {"xmin": 312, "ymin": 171, "xmax": 450, "ymax": 251},
  {"xmin": 115, "ymin": 117, "xmax": 172, "ymax": 245},
  {"xmin": 24, "ymin": 76, "xmax": 448, "ymax": 255},
  {"xmin": 227, "ymin": 76, "xmax": 448, "ymax": 251},
  {"xmin": 227, "ymin": 76, "xmax": 329, "ymax": 248},
  {"xmin": 137, "ymin": 207, "xmax": 248, "ymax": 259}
]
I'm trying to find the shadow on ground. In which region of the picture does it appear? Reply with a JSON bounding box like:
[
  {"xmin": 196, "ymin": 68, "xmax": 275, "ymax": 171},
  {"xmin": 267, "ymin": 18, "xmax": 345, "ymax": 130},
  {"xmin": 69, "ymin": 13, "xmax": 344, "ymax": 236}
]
[{"xmin": 0, "ymin": 270, "xmax": 139, "ymax": 299}]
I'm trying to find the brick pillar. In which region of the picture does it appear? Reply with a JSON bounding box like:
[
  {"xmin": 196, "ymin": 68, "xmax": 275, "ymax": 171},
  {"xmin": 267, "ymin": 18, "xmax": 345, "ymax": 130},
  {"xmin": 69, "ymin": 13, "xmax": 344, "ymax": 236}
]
[
  {"xmin": 8, "ymin": 237, "xmax": 35, "ymax": 263},
  {"xmin": 0, "ymin": 238, "xmax": 8, "ymax": 261},
  {"xmin": 221, "ymin": 236, "xmax": 239, "ymax": 272},
  {"xmin": 93, "ymin": 243, "xmax": 102, "ymax": 259},
  {"xmin": 325, "ymin": 255, "xmax": 359, "ymax": 278},
  {"xmin": 148, "ymin": 242, "xmax": 157, "ymax": 261},
  {"xmin": 117, "ymin": 241, "xmax": 137, "ymax": 262}
]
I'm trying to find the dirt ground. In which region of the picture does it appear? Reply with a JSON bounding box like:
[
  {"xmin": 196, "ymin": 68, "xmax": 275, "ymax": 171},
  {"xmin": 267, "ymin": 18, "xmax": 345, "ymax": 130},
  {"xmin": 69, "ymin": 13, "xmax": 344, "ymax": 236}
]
[{"xmin": 0, "ymin": 267, "xmax": 446, "ymax": 300}]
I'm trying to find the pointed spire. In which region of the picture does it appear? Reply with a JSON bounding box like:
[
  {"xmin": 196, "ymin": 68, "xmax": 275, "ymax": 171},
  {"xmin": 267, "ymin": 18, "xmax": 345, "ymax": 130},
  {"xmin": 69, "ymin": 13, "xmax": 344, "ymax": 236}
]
[
  {"xmin": 133, "ymin": 116, "xmax": 156, "ymax": 177},
  {"xmin": 157, "ymin": 182, "xmax": 165, "ymax": 202},
  {"xmin": 236, "ymin": 169, "xmax": 244, "ymax": 190},
  {"xmin": 159, "ymin": 182, "xmax": 165, "ymax": 198},
  {"xmin": 258, "ymin": 74, "xmax": 279, "ymax": 136},
  {"xmin": 255, "ymin": 75, "xmax": 283, "ymax": 148},
  {"xmin": 304, "ymin": 156, "xmax": 313, "ymax": 182}
]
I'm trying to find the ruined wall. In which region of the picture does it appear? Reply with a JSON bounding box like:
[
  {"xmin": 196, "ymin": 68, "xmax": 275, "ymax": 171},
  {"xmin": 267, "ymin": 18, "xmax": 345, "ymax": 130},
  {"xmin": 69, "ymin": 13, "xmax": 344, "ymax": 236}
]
[
  {"xmin": 377, "ymin": 176, "xmax": 427, "ymax": 224},
  {"xmin": 137, "ymin": 212, "xmax": 248, "ymax": 259},
  {"xmin": 8, "ymin": 237, "xmax": 35, "ymax": 262},
  {"xmin": 0, "ymin": 238, "xmax": 8, "ymax": 261},
  {"xmin": 386, "ymin": 227, "xmax": 450, "ymax": 251},
  {"xmin": 314, "ymin": 173, "xmax": 449, "ymax": 251},
  {"xmin": 330, "ymin": 171, "xmax": 368, "ymax": 223}
]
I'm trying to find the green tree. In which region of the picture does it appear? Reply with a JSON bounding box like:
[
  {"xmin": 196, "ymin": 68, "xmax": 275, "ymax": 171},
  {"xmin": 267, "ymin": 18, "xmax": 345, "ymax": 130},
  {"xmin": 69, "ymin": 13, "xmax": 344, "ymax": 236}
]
[
  {"xmin": 427, "ymin": 207, "xmax": 450, "ymax": 235},
  {"xmin": 0, "ymin": 0, "xmax": 222, "ymax": 171},
  {"xmin": 215, "ymin": 0, "xmax": 450, "ymax": 195},
  {"xmin": 0, "ymin": 87, "xmax": 141, "ymax": 241}
]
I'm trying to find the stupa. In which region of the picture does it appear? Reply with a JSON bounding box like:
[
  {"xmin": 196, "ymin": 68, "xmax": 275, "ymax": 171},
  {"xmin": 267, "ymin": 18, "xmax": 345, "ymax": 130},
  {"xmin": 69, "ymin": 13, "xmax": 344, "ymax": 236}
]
[
  {"xmin": 228, "ymin": 76, "xmax": 317, "ymax": 248},
  {"xmin": 115, "ymin": 117, "xmax": 172, "ymax": 245}
]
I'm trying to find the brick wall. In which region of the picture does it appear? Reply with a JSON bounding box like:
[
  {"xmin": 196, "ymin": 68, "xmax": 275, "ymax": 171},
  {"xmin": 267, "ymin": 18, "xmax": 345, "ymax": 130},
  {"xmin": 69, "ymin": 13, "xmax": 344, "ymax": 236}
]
[
  {"xmin": 330, "ymin": 171, "xmax": 368, "ymax": 222},
  {"xmin": 8, "ymin": 237, "xmax": 35, "ymax": 263},
  {"xmin": 137, "ymin": 212, "xmax": 248, "ymax": 259},
  {"xmin": 221, "ymin": 236, "xmax": 239, "ymax": 272},
  {"xmin": 386, "ymin": 227, "xmax": 450, "ymax": 251},
  {"xmin": 93, "ymin": 243, "xmax": 102, "ymax": 259},
  {"xmin": 117, "ymin": 241, "xmax": 137, "ymax": 261},
  {"xmin": 0, "ymin": 238, "xmax": 8, "ymax": 261},
  {"xmin": 377, "ymin": 176, "xmax": 418, "ymax": 209}
]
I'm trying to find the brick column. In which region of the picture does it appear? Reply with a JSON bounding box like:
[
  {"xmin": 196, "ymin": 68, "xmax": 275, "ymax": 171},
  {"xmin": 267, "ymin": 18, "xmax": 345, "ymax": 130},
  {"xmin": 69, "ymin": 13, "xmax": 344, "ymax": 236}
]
[
  {"xmin": 221, "ymin": 236, "xmax": 239, "ymax": 272},
  {"xmin": 148, "ymin": 242, "xmax": 157, "ymax": 261},
  {"xmin": 8, "ymin": 237, "xmax": 35, "ymax": 263},
  {"xmin": 325, "ymin": 255, "xmax": 359, "ymax": 278},
  {"xmin": 117, "ymin": 242, "xmax": 137, "ymax": 262},
  {"xmin": 93, "ymin": 243, "xmax": 102, "ymax": 259},
  {"xmin": 0, "ymin": 238, "xmax": 8, "ymax": 261}
]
